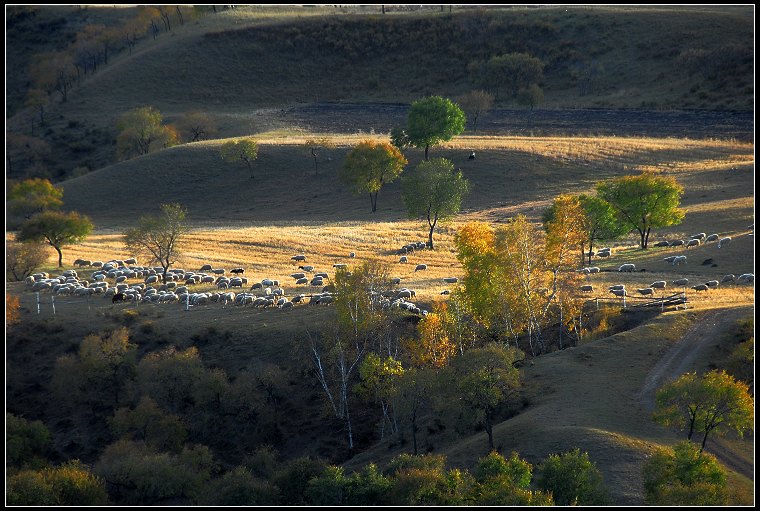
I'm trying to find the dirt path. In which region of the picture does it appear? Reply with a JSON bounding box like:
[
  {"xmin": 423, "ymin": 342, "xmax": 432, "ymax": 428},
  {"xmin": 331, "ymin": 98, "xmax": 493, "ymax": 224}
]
[{"xmin": 639, "ymin": 307, "xmax": 754, "ymax": 480}]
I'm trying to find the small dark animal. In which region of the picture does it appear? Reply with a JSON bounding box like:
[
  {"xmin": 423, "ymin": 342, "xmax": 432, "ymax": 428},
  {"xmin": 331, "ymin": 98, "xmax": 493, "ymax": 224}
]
[
  {"xmin": 701, "ymin": 258, "xmax": 714, "ymax": 266},
  {"xmin": 112, "ymin": 292, "xmax": 126, "ymax": 303},
  {"xmin": 468, "ymin": 150, "xmax": 476, "ymax": 160},
  {"xmin": 230, "ymin": 268, "xmax": 245, "ymax": 275}
]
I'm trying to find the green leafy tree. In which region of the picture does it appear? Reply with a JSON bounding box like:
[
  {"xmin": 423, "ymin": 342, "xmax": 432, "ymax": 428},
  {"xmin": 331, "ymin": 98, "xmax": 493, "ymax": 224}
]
[
  {"xmin": 401, "ymin": 157, "xmax": 470, "ymax": 249},
  {"xmin": 535, "ymin": 448, "xmax": 609, "ymax": 505},
  {"xmin": 199, "ymin": 466, "xmax": 279, "ymax": 505},
  {"xmin": 8, "ymin": 177, "xmax": 63, "ymax": 219},
  {"xmin": 389, "ymin": 126, "xmax": 410, "ymax": 151},
  {"xmin": 406, "ymin": 96, "xmax": 466, "ymax": 160},
  {"xmin": 219, "ymin": 138, "xmax": 259, "ymax": 179},
  {"xmin": 339, "ymin": 140, "xmax": 407, "ymax": 212},
  {"xmin": 271, "ymin": 456, "xmax": 328, "ymax": 505},
  {"xmin": 456, "ymin": 90, "xmax": 494, "ymax": 133},
  {"xmin": 447, "ymin": 344, "xmax": 523, "ymax": 451},
  {"xmin": 643, "ymin": 440, "xmax": 728, "ymax": 505},
  {"xmin": 124, "ymin": 203, "xmax": 189, "ymax": 284},
  {"xmin": 110, "ymin": 396, "xmax": 188, "ymax": 453},
  {"xmin": 7, "ymin": 460, "xmax": 109, "ymax": 505},
  {"xmin": 471, "ymin": 451, "xmax": 554, "ymax": 505},
  {"xmin": 384, "ymin": 454, "xmax": 473, "ymax": 505},
  {"xmin": 355, "ymin": 352, "xmax": 404, "ymax": 439},
  {"xmin": 653, "ymin": 370, "xmax": 754, "ymax": 451},
  {"xmin": 596, "ymin": 171, "xmax": 685, "ymax": 249},
  {"xmin": 93, "ymin": 440, "xmax": 214, "ymax": 505},
  {"xmin": 6, "ymin": 413, "xmax": 52, "ymax": 470},
  {"xmin": 116, "ymin": 106, "xmax": 179, "ymax": 160},
  {"xmin": 16, "ymin": 210, "xmax": 93, "ymax": 267},
  {"xmin": 486, "ymin": 53, "xmax": 545, "ymax": 100}
]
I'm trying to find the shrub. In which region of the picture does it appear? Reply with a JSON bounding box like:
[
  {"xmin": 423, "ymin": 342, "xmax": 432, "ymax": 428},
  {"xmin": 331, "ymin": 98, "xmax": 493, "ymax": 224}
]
[
  {"xmin": 535, "ymin": 448, "xmax": 609, "ymax": 505},
  {"xmin": 6, "ymin": 240, "xmax": 50, "ymax": 281}
]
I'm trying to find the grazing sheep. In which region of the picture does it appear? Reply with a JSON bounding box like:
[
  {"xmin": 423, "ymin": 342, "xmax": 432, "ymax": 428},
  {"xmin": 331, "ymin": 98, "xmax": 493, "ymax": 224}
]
[
  {"xmin": 299, "ymin": 265, "xmax": 314, "ymax": 272},
  {"xmin": 737, "ymin": 273, "xmax": 754, "ymax": 284},
  {"xmin": 212, "ymin": 268, "xmax": 226, "ymax": 275},
  {"xmin": 717, "ymin": 236, "xmax": 731, "ymax": 248},
  {"xmin": 292, "ymin": 294, "xmax": 306, "ymax": 304},
  {"xmin": 295, "ymin": 277, "xmax": 309, "ymax": 285},
  {"xmin": 580, "ymin": 285, "xmax": 593, "ymax": 293},
  {"xmin": 705, "ymin": 234, "xmax": 720, "ymax": 243},
  {"xmin": 720, "ymin": 274, "xmax": 735, "ymax": 284},
  {"xmin": 200, "ymin": 264, "xmax": 213, "ymax": 271},
  {"xmin": 442, "ymin": 277, "xmax": 459, "ymax": 284},
  {"xmin": 399, "ymin": 256, "xmax": 408, "ymax": 263},
  {"xmin": 291, "ymin": 272, "xmax": 306, "ymax": 279},
  {"xmin": 391, "ymin": 277, "xmax": 401, "ymax": 285},
  {"xmin": 310, "ymin": 277, "xmax": 324, "ymax": 286},
  {"xmin": 705, "ymin": 280, "xmax": 720, "ymax": 288},
  {"xmin": 653, "ymin": 241, "xmax": 670, "ymax": 247},
  {"xmin": 280, "ymin": 301, "xmax": 294, "ymax": 310},
  {"xmin": 230, "ymin": 268, "xmax": 245, "ymax": 275},
  {"xmin": 673, "ymin": 278, "xmax": 689, "ymax": 286},
  {"xmin": 637, "ymin": 288, "xmax": 655, "ymax": 296},
  {"xmin": 261, "ymin": 278, "xmax": 276, "ymax": 287},
  {"xmin": 112, "ymin": 292, "xmax": 126, "ymax": 303},
  {"xmin": 669, "ymin": 240, "xmax": 685, "ymax": 247},
  {"xmin": 349, "ymin": 252, "xmax": 356, "ymax": 258},
  {"xmin": 691, "ymin": 284, "xmax": 709, "ymax": 292},
  {"xmin": 650, "ymin": 281, "xmax": 667, "ymax": 289},
  {"xmin": 596, "ymin": 251, "xmax": 611, "ymax": 259},
  {"xmin": 690, "ymin": 233, "xmax": 706, "ymax": 240},
  {"xmin": 249, "ymin": 282, "xmax": 262, "ymax": 290},
  {"xmin": 333, "ymin": 264, "xmax": 348, "ymax": 270},
  {"xmin": 686, "ymin": 239, "xmax": 700, "ymax": 248},
  {"xmin": 441, "ymin": 290, "xmax": 451, "ymax": 295},
  {"xmin": 291, "ymin": 255, "xmax": 307, "ymax": 262},
  {"xmin": 610, "ymin": 288, "xmax": 627, "ymax": 297},
  {"xmin": 663, "ymin": 256, "xmax": 678, "ymax": 264},
  {"xmin": 618, "ymin": 263, "xmax": 636, "ymax": 272},
  {"xmin": 315, "ymin": 272, "xmax": 329, "ymax": 279},
  {"xmin": 201, "ymin": 275, "xmax": 215, "ymax": 284},
  {"xmin": 673, "ymin": 255, "xmax": 687, "ymax": 266},
  {"xmin": 587, "ymin": 267, "xmax": 600, "ymax": 274},
  {"xmin": 414, "ymin": 264, "xmax": 428, "ymax": 272},
  {"xmin": 608, "ymin": 284, "xmax": 625, "ymax": 291}
]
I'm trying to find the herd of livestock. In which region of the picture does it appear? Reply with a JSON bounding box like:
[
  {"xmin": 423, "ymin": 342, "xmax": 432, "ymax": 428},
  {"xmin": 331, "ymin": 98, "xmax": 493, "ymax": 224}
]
[{"xmin": 20, "ymin": 228, "xmax": 754, "ymax": 315}]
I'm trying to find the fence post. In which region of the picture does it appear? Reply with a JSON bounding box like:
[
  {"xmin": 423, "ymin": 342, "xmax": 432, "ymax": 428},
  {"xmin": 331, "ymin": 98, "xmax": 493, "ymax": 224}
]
[
  {"xmin": 36, "ymin": 292, "xmax": 41, "ymax": 314},
  {"xmin": 51, "ymin": 295, "xmax": 56, "ymax": 316},
  {"xmin": 595, "ymin": 298, "xmax": 599, "ymax": 311}
]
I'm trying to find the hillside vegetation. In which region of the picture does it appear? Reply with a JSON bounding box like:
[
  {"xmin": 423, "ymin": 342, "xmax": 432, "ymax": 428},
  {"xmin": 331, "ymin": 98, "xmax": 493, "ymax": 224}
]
[{"xmin": 5, "ymin": 4, "xmax": 754, "ymax": 181}]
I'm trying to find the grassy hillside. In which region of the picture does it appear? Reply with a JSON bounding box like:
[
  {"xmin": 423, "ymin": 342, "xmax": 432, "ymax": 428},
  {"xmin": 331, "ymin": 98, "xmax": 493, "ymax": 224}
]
[{"xmin": 5, "ymin": 4, "xmax": 754, "ymax": 181}]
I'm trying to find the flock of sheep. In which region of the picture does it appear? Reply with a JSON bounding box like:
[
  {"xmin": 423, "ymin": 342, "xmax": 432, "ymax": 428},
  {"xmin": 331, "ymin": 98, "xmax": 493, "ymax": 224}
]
[
  {"xmin": 575, "ymin": 229, "xmax": 754, "ymax": 300},
  {"xmin": 24, "ymin": 242, "xmax": 457, "ymax": 318}
]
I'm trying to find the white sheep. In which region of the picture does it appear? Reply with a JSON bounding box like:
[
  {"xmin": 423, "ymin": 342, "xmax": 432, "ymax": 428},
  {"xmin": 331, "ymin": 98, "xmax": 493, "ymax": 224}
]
[
  {"xmin": 690, "ymin": 233, "xmax": 706, "ymax": 240},
  {"xmin": 673, "ymin": 255, "xmax": 687, "ymax": 266},
  {"xmin": 673, "ymin": 278, "xmax": 689, "ymax": 286},
  {"xmin": 291, "ymin": 255, "xmax": 307, "ymax": 262},
  {"xmin": 650, "ymin": 281, "xmax": 667, "ymax": 289},
  {"xmin": 399, "ymin": 256, "xmax": 408, "ymax": 263},
  {"xmin": 653, "ymin": 241, "xmax": 670, "ymax": 247},
  {"xmin": 608, "ymin": 284, "xmax": 625, "ymax": 291},
  {"xmin": 200, "ymin": 264, "xmax": 213, "ymax": 271},
  {"xmin": 637, "ymin": 288, "xmax": 655, "ymax": 296},
  {"xmin": 686, "ymin": 239, "xmax": 700, "ymax": 248},
  {"xmin": 295, "ymin": 277, "xmax": 309, "ymax": 285},
  {"xmin": 291, "ymin": 272, "xmax": 306, "ymax": 279},
  {"xmin": 299, "ymin": 265, "xmax": 314, "ymax": 272},
  {"xmin": 705, "ymin": 280, "xmax": 720, "ymax": 288},
  {"xmin": 717, "ymin": 236, "xmax": 731, "ymax": 248},
  {"xmin": 669, "ymin": 240, "xmax": 685, "ymax": 247},
  {"xmin": 414, "ymin": 264, "xmax": 428, "ymax": 272},
  {"xmin": 737, "ymin": 273, "xmax": 754, "ymax": 284},
  {"xmin": 663, "ymin": 256, "xmax": 677, "ymax": 264},
  {"xmin": 691, "ymin": 284, "xmax": 709, "ymax": 292},
  {"xmin": 442, "ymin": 277, "xmax": 459, "ymax": 284},
  {"xmin": 705, "ymin": 234, "xmax": 720, "ymax": 243},
  {"xmin": 618, "ymin": 263, "xmax": 636, "ymax": 272},
  {"xmin": 610, "ymin": 288, "xmax": 627, "ymax": 297},
  {"xmin": 720, "ymin": 274, "xmax": 735, "ymax": 283}
]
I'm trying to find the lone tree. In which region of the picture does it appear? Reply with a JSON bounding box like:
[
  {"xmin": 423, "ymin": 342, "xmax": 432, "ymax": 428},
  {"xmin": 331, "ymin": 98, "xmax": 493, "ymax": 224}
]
[
  {"xmin": 116, "ymin": 106, "xmax": 179, "ymax": 160},
  {"xmin": 339, "ymin": 140, "xmax": 407, "ymax": 212},
  {"xmin": 596, "ymin": 170, "xmax": 685, "ymax": 249},
  {"xmin": 17, "ymin": 211, "xmax": 93, "ymax": 268},
  {"xmin": 457, "ymin": 90, "xmax": 494, "ymax": 134},
  {"xmin": 406, "ymin": 96, "xmax": 466, "ymax": 161},
  {"xmin": 401, "ymin": 157, "xmax": 470, "ymax": 250},
  {"xmin": 177, "ymin": 111, "xmax": 218, "ymax": 142},
  {"xmin": 8, "ymin": 177, "xmax": 63, "ymax": 220},
  {"xmin": 220, "ymin": 138, "xmax": 259, "ymax": 179},
  {"xmin": 305, "ymin": 137, "xmax": 335, "ymax": 176},
  {"xmin": 653, "ymin": 370, "xmax": 754, "ymax": 452},
  {"xmin": 124, "ymin": 203, "xmax": 189, "ymax": 284}
]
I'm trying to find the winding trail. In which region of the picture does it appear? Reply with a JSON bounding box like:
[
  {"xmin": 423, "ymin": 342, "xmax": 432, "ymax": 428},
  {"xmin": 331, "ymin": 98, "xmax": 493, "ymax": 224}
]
[{"xmin": 639, "ymin": 307, "xmax": 754, "ymax": 480}]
